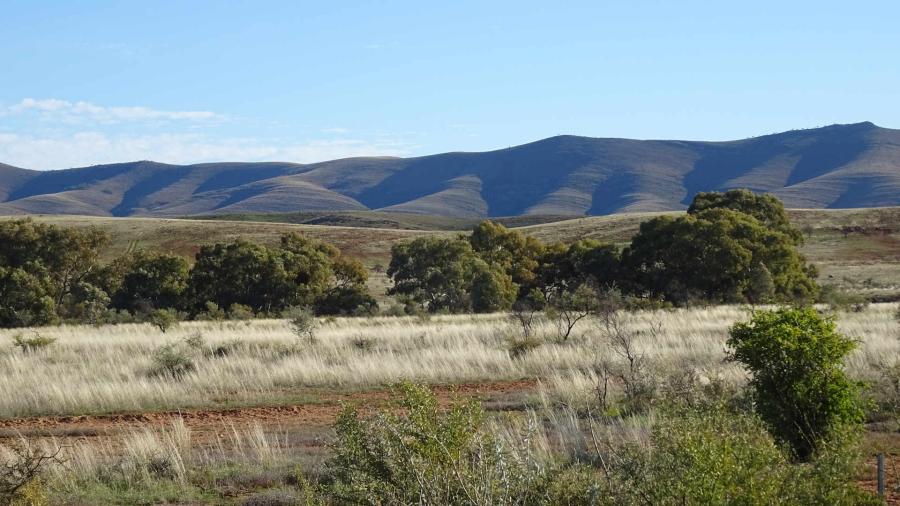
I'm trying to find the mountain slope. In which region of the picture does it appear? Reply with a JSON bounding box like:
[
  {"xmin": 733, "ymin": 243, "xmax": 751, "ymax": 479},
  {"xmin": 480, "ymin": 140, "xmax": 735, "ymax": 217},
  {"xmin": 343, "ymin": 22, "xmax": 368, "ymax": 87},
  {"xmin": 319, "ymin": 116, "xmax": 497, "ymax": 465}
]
[{"xmin": 1, "ymin": 122, "xmax": 899, "ymax": 217}]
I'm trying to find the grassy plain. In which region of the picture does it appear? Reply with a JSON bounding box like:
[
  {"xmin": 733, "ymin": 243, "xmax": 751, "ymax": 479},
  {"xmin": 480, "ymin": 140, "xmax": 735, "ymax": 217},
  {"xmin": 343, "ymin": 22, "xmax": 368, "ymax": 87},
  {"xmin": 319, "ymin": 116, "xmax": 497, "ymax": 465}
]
[
  {"xmin": 0, "ymin": 305, "xmax": 898, "ymax": 503},
  {"xmin": 0, "ymin": 305, "xmax": 896, "ymax": 419}
]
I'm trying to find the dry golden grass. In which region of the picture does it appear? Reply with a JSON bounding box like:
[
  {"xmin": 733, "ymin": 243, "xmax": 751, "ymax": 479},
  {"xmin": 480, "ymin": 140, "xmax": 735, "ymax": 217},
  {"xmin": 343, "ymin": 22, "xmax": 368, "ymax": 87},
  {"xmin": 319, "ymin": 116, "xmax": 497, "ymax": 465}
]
[{"xmin": 0, "ymin": 305, "xmax": 896, "ymax": 419}]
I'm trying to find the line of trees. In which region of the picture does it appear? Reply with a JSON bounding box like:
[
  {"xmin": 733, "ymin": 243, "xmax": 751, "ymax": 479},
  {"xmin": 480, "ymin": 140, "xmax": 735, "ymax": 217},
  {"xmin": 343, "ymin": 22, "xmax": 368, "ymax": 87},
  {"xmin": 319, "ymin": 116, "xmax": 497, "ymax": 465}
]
[
  {"xmin": 388, "ymin": 190, "xmax": 819, "ymax": 313},
  {"xmin": 0, "ymin": 189, "xmax": 820, "ymax": 327},
  {"xmin": 0, "ymin": 219, "xmax": 374, "ymax": 328}
]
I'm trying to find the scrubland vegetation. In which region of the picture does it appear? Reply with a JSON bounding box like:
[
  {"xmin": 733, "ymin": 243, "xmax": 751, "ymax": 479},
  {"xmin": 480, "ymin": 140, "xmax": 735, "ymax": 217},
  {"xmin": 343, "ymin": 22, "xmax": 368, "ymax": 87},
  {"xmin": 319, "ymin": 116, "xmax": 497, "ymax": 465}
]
[
  {"xmin": 0, "ymin": 303, "xmax": 897, "ymax": 503},
  {"xmin": 1, "ymin": 191, "xmax": 898, "ymax": 504}
]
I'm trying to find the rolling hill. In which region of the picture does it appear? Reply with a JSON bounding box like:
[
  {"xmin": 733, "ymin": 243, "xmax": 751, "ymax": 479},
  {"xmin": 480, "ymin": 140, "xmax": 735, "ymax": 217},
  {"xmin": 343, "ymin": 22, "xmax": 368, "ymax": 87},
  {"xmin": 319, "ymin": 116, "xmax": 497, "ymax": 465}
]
[{"xmin": 1, "ymin": 122, "xmax": 899, "ymax": 218}]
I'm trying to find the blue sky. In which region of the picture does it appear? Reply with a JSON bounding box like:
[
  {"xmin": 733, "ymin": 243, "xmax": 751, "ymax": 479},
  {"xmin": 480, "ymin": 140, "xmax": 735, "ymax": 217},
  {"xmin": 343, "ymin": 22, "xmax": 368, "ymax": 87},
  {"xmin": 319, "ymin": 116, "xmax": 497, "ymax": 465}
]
[{"xmin": 2, "ymin": 1, "xmax": 898, "ymax": 169}]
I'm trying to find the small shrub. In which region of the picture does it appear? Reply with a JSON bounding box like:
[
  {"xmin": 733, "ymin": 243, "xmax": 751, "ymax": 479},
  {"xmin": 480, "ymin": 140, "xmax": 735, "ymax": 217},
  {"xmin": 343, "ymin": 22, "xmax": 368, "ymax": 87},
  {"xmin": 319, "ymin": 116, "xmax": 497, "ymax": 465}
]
[
  {"xmin": 100, "ymin": 308, "xmax": 137, "ymax": 325},
  {"xmin": 727, "ymin": 307, "xmax": 865, "ymax": 460},
  {"xmin": 612, "ymin": 408, "xmax": 788, "ymax": 504},
  {"xmin": 284, "ymin": 306, "xmax": 316, "ymax": 342},
  {"xmin": 11, "ymin": 333, "xmax": 56, "ymax": 353},
  {"xmin": 0, "ymin": 442, "xmax": 61, "ymax": 505},
  {"xmin": 894, "ymin": 304, "xmax": 900, "ymax": 323},
  {"xmin": 228, "ymin": 303, "xmax": 255, "ymax": 321},
  {"xmin": 182, "ymin": 332, "xmax": 205, "ymax": 350},
  {"xmin": 505, "ymin": 335, "xmax": 543, "ymax": 359},
  {"xmin": 547, "ymin": 284, "xmax": 596, "ymax": 341},
  {"xmin": 510, "ymin": 289, "xmax": 544, "ymax": 338},
  {"xmin": 147, "ymin": 308, "xmax": 178, "ymax": 333},
  {"xmin": 9, "ymin": 478, "xmax": 49, "ymax": 506},
  {"xmin": 203, "ymin": 339, "xmax": 245, "ymax": 359},
  {"xmin": 198, "ymin": 301, "xmax": 226, "ymax": 321},
  {"xmin": 326, "ymin": 382, "xmax": 555, "ymax": 504},
  {"xmin": 595, "ymin": 310, "xmax": 659, "ymax": 414},
  {"xmin": 382, "ymin": 303, "xmax": 407, "ymax": 317},
  {"xmin": 350, "ymin": 336, "xmax": 375, "ymax": 352},
  {"xmin": 819, "ymin": 285, "xmax": 869, "ymax": 313},
  {"xmin": 149, "ymin": 343, "xmax": 196, "ymax": 380}
]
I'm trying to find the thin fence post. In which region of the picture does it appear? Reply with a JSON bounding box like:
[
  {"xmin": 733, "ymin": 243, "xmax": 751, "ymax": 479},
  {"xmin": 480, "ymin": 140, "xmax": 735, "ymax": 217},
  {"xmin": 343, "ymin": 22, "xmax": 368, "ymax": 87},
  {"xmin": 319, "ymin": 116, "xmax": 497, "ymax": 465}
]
[{"xmin": 877, "ymin": 453, "xmax": 885, "ymax": 498}]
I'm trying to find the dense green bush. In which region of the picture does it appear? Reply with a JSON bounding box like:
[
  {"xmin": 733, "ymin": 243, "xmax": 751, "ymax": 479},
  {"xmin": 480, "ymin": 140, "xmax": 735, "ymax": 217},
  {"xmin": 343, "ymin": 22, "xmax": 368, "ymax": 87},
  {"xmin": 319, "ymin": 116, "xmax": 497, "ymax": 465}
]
[
  {"xmin": 608, "ymin": 407, "xmax": 879, "ymax": 505},
  {"xmin": 727, "ymin": 307, "xmax": 864, "ymax": 460},
  {"xmin": 0, "ymin": 219, "xmax": 108, "ymax": 327},
  {"xmin": 188, "ymin": 233, "xmax": 373, "ymax": 316}
]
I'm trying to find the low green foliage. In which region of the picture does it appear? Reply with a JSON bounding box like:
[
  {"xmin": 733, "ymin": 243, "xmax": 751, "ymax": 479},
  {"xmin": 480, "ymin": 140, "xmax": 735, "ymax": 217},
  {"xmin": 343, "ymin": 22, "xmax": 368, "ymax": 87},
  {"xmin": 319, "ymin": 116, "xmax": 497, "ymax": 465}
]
[
  {"xmin": 727, "ymin": 307, "xmax": 865, "ymax": 460},
  {"xmin": 11, "ymin": 332, "xmax": 56, "ymax": 353},
  {"xmin": 284, "ymin": 306, "xmax": 316, "ymax": 342},
  {"xmin": 819, "ymin": 285, "xmax": 870, "ymax": 313},
  {"xmin": 326, "ymin": 382, "xmax": 559, "ymax": 505},
  {"xmin": 148, "ymin": 342, "xmax": 196, "ymax": 380},
  {"xmin": 607, "ymin": 407, "xmax": 880, "ymax": 505},
  {"xmin": 147, "ymin": 308, "xmax": 178, "ymax": 333},
  {"xmin": 227, "ymin": 303, "xmax": 255, "ymax": 320}
]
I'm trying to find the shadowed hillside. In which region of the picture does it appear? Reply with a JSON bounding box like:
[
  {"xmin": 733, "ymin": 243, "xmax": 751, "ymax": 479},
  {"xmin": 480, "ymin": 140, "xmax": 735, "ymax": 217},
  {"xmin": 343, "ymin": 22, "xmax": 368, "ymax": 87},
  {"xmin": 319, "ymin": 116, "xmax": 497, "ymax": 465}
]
[{"xmin": 2, "ymin": 122, "xmax": 899, "ymax": 217}]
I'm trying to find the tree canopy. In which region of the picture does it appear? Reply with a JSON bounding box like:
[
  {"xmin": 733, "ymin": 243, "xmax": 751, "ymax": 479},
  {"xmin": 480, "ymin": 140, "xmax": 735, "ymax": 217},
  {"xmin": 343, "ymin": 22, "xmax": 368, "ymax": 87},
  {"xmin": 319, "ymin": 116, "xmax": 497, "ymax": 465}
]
[{"xmin": 388, "ymin": 190, "xmax": 819, "ymax": 312}]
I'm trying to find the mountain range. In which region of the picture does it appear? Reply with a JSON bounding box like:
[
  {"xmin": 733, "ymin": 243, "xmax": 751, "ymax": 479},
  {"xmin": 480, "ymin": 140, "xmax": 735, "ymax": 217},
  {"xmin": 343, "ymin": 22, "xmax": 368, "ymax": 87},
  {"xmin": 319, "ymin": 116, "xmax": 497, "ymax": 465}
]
[{"xmin": 1, "ymin": 122, "xmax": 898, "ymax": 218}]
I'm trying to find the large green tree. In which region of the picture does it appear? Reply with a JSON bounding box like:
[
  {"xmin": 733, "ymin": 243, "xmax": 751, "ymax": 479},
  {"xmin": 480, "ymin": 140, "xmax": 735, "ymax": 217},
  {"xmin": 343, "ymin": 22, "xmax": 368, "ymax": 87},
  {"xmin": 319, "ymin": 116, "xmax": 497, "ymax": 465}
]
[
  {"xmin": 388, "ymin": 237, "xmax": 478, "ymax": 313},
  {"xmin": 622, "ymin": 206, "xmax": 817, "ymax": 303},
  {"xmin": 187, "ymin": 233, "xmax": 373, "ymax": 315},
  {"xmin": 188, "ymin": 240, "xmax": 300, "ymax": 314},
  {"xmin": 536, "ymin": 239, "xmax": 619, "ymax": 301},
  {"xmin": 469, "ymin": 221, "xmax": 543, "ymax": 291},
  {"xmin": 689, "ymin": 189, "xmax": 803, "ymax": 244},
  {"xmin": 0, "ymin": 219, "xmax": 108, "ymax": 326},
  {"xmin": 112, "ymin": 251, "xmax": 190, "ymax": 312}
]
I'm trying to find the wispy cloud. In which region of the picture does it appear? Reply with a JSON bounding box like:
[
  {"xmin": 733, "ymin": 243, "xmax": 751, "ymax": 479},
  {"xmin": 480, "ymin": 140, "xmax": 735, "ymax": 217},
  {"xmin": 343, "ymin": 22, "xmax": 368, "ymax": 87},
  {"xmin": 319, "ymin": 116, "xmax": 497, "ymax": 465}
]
[
  {"xmin": 6, "ymin": 98, "xmax": 219, "ymax": 123},
  {"xmin": 0, "ymin": 132, "xmax": 413, "ymax": 170},
  {"xmin": 321, "ymin": 127, "xmax": 350, "ymax": 134}
]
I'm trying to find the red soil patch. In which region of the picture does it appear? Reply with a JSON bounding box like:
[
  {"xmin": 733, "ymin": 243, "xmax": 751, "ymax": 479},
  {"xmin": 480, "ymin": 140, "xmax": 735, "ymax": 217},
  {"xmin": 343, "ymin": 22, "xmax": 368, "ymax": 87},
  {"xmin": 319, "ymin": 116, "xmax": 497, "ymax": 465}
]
[
  {"xmin": 859, "ymin": 452, "xmax": 900, "ymax": 505},
  {"xmin": 0, "ymin": 379, "xmax": 538, "ymax": 443}
]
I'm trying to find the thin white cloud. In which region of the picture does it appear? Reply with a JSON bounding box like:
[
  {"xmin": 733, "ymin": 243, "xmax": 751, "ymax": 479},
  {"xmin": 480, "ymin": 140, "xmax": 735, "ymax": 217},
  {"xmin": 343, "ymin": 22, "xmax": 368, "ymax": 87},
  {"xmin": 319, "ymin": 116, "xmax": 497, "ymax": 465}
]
[
  {"xmin": 0, "ymin": 132, "xmax": 412, "ymax": 170},
  {"xmin": 321, "ymin": 127, "xmax": 350, "ymax": 134},
  {"xmin": 7, "ymin": 98, "xmax": 219, "ymax": 123}
]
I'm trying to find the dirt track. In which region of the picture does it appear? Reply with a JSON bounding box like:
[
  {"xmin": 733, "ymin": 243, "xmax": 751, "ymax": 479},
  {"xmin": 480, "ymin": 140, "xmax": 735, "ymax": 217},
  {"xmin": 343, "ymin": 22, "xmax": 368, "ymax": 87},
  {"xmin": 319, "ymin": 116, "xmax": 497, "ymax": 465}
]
[{"xmin": 0, "ymin": 379, "xmax": 538, "ymax": 442}]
